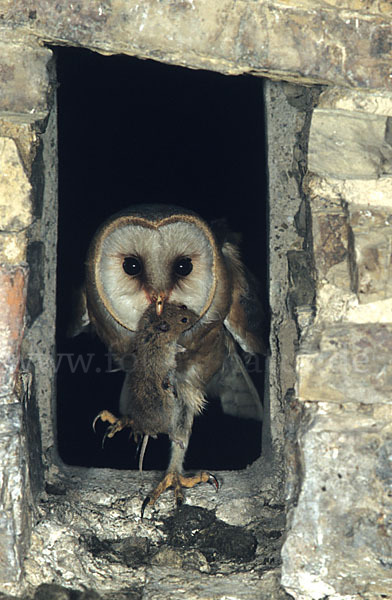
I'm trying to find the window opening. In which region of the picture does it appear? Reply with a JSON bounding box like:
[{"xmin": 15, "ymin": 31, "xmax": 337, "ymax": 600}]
[{"xmin": 56, "ymin": 47, "xmax": 268, "ymax": 471}]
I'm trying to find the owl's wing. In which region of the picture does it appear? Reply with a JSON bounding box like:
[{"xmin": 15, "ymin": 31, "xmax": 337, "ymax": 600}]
[
  {"xmin": 222, "ymin": 241, "xmax": 268, "ymax": 356},
  {"xmin": 67, "ymin": 285, "xmax": 91, "ymax": 337},
  {"xmin": 207, "ymin": 341, "xmax": 263, "ymax": 421},
  {"xmin": 206, "ymin": 238, "xmax": 268, "ymax": 421}
]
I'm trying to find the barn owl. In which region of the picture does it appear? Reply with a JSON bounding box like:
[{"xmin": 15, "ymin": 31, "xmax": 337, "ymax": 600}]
[{"xmin": 74, "ymin": 204, "xmax": 267, "ymax": 511}]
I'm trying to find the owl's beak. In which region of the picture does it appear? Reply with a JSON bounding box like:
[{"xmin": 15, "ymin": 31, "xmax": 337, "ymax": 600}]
[{"xmin": 155, "ymin": 292, "xmax": 165, "ymax": 316}]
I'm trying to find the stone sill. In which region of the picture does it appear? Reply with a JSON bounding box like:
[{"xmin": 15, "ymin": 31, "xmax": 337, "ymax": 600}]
[{"xmin": 22, "ymin": 461, "xmax": 286, "ymax": 599}]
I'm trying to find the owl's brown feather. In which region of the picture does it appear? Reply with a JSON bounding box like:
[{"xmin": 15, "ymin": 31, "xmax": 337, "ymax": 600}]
[{"xmin": 222, "ymin": 241, "xmax": 269, "ymax": 356}]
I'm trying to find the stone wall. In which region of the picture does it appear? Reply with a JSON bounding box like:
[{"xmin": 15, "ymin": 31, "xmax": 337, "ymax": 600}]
[
  {"xmin": 0, "ymin": 43, "xmax": 56, "ymax": 594},
  {"xmin": 282, "ymin": 88, "xmax": 392, "ymax": 599},
  {"xmin": 0, "ymin": 1, "xmax": 392, "ymax": 599}
]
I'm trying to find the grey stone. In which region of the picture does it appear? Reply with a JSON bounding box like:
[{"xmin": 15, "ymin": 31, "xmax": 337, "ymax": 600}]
[
  {"xmin": 286, "ymin": 250, "xmax": 315, "ymax": 311},
  {"xmin": 21, "ymin": 93, "xmax": 58, "ymax": 470},
  {"xmin": 264, "ymin": 80, "xmax": 316, "ymax": 464},
  {"xmin": 282, "ymin": 402, "xmax": 392, "ymax": 599},
  {"xmin": 1, "ymin": 2, "xmax": 392, "ymax": 90},
  {"xmin": 349, "ymin": 205, "xmax": 392, "ymax": 303},
  {"xmin": 151, "ymin": 546, "xmax": 210, "ymax": 573},
  {"xmin": 310, "ymin": 201, "xmax": 352, "ymax": 288},
  {"xmin": 309, "ymin": 109, "xmax": 392, "ymax": 179},
  {"xmin": 0, "ymin": 41, "xmax": 52, "ymax": 117},
  {"xmin": 297, "ymin": 323, "xmax": 392, "ymax": 404},
  {"xmin": 75, "ymin": 592, "xmax": 102, "ymax": 600},
  {"xmin": 23, "ymin": 465, "xmax": 285, "ymax": 597},
  {"xmin": 0, "ymin": 404, "xmax": 31, "ymax": 592}
]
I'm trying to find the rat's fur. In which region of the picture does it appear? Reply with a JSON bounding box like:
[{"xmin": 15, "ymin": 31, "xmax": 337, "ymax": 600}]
[{"xmin": 123, "ymin": 303, "xmax": 198, "ymax": 446}]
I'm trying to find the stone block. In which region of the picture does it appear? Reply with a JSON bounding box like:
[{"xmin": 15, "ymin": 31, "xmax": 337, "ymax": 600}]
[
  {"xmin": 0, "ymin": 136, "xmax": 33, "ymax": 264},
  {"xmin": 346, "ymin": 297, "xmax": 392, "ymax": 324},
  {"xmin": 297, "ymin": 323, "xmax": 392, "ymax": 404},
  {"xmin": 0, "ymin": 265, "xmax": 28, "ymax": 402},
  {"xmin": 316, "ymin": 87, "xmax": 392, "ymax": 117},
  {"xmin": 282, "ymin": 402, "xmax": 392, "ymax": 599},
  {"xmin": 23, "ymin": 467, "xmax": 285, "ymax": 598},
  {"xmin": 309, "ymin": 88, "xmax": 392, "ymax": 180},
  {"xmin": 343, "ymin": 176, "xmax": 392, "ymax": 208},
  {"xmin": 309, "ymin": 109, "xmax": 392, "ymax": 179},
  {"xmin": 310, "ymin": 199, "xmax": 352, "ymax": 290},
  {"xmin": 305, "ymin": 176, "xmax": 352, "ymax": 294},
  {"xmin": 0, "ymin": 403, "xmax": 30, "ymax": 594},
  {"xmin": 349, "ymin": 205, "xmax": 392, "ymax": 303},
  {"xmin": 0, "ymin": 137, "xmax": 32, "ymax": 232},
  {"xmin": 0, "ymin": 120, "xmax": 40, "ymax": 177},
  {"xmin": 307, "ymin": 174, "xmax": 392, "ymax": 210},
  {"xmin": 0, "ymin": 41, "xmax": 52, "ymax": 117}
]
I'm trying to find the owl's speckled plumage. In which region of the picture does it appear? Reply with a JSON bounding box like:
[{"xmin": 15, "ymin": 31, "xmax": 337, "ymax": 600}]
[{"xmin": 77, "ymin": 204, "xmax": 267, "ymax": 508}]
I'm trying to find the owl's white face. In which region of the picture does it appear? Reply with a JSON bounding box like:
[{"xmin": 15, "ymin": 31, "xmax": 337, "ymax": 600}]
[{"xmin": 93, "ymin": 215, "xmax": 218, "ymax": 331}]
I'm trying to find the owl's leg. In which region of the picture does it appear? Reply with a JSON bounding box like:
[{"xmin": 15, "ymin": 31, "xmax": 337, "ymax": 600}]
[{"xmin": 141, "ymin": 396, "xmax": 218, "ymax": 516}]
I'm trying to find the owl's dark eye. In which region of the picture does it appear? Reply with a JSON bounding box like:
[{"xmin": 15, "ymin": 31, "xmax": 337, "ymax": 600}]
[
  {"xmin": 123, "ymin": 256, "xmax": 142, "ymax": 276},
  {"xmin": 174, "ymin": 257, "xmax": 193, "ymax": 277},
  {"xmin": 181, "ymin": 317, "xmax": 188, "ymax": 323}
]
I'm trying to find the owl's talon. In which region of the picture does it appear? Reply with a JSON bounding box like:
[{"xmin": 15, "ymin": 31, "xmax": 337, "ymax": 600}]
[
  {"xmin": 92, "ymin": 410, "xmax": 134, "ymax": 447},
  {"xmin": 208, "ymin": 473, "xmax": 219, "ymax": 491},
  {"xmin": 92, "ymin": 409, "xmax": 117, "ymax": 432},
  {"xmin": 101, "ymin": 428, "xmax": 112, "ymax": 449},
  {"xmin": 141, "ymin": 470, "xmax": 217, "ymax": 517},
  {"xmin": 141, "ymin": 496, "xmax": 151, "ymax": 520}
]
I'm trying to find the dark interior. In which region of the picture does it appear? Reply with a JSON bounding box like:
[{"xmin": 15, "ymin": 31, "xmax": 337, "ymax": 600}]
[{"xmin": 55, "ymin": 47, "xmax": 268, "ymax": 470}]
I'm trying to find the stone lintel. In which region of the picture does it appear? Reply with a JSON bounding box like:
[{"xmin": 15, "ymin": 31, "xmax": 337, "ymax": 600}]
[{"xmin": 0, "ymin": 1, "xmax": 391, "ymax": 90}]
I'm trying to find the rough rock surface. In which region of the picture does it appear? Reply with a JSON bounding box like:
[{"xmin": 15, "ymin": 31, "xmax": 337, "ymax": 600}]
[
  {"xmin": 283, "ymin": 401, "xmax": 392, "ymax": 599},
  {"xmin": 21, "ymin": 464, "xmax": 288, "ymax": 600},
  {"xmin": 282, "ymin": 87, "xmax": 392, "ymax": 599},
  {"xmin": 1, "ymin": 1, "xmax": 392, "ymax": 90},
  {"xmin": 0, "ymin": 42, "xmax": 57, "ymax": 595}
]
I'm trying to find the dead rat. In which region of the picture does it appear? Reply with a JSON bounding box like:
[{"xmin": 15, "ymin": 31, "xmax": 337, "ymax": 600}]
[{"xmin": 93, "ymin": 302, "xmax": 199, "ymax": 470}]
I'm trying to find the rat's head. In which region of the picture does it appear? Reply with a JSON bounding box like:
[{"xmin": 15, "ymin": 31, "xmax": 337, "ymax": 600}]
[
  {"xmin": 139, "ymin": 302, "xmax": 198, "ymax": 338},
  {"xmin": 162, "ymin": 304, "xmax": 198, "ymax": 336},
  {"xmin": 152, "ymin": 303, "xmax": 199, "ymax": 335}
]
